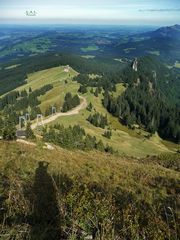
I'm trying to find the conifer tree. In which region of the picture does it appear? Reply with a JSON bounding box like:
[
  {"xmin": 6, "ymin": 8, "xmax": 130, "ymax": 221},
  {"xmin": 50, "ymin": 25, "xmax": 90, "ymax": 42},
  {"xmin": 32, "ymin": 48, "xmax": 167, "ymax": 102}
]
[
  {"xmin": 0, "ymin": 117, "xmax": 4, "ymax": 136},
  {"xmin": 26, "ymin": 122, "xmax": 36, "ymax": 139},
  {"xmin": 96, "ymin": 140, "xmax": 105, "ymax": 152},
  {"xmin": 94, "ymin": 88, "xmax": 99, "ymax": 97},
  {"xmin": 62, "ymin": 93, "xmax": 80, "ymax": 112},
  {"xmin": 90, "ymin": 88, "xmax": 94, "ymax": 94},
  {"xmin": 86, "ymin": 102, "xmax": 93, "ymax": 112},
  {"xmin": 3, "ymin": 119, "xmax": 16, "ymax": 140},
  {"xmin": 103, "ymin": 130, "xmax": 112, "ymax": 139},
  {"xmin": 78, "ymin": 85, "xmax": 87, "ymax": 94},
  {"xmin": 84, "ymin": 134, "xmax": 96, "ymax": 150},
  {"xmin": 21, "ymin": 89, "xmax": 28, "ymax": 98}
]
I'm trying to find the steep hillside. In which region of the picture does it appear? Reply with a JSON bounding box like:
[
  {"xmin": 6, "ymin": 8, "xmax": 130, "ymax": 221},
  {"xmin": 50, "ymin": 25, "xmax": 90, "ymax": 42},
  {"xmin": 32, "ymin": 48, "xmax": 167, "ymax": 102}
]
[
  {"xmin": 0, "ymin": 141, "xmax": 179, "ymax": 239},
  {"xmin": 12, "ymin": 66, "xmax": 79, "ymax": 113},
  {"xmin": 104, "ymin": 56, "xmax": 180, "ymax": 143},
  {"xmin": 0, "ymin": 53, "xmax": 124, "ymax": 96},
  {"xmin": 137, "ymin": 56, "xmax": 180, "ymax": 103},
  {"xmin": 140, "ymin": 24, "xmax": 180, "ymax": 40},
  {"xmin": 2, "ymin": 66, "xmax": 178, "ymax": 156},
  {"xmin": 115, "ymin": 25, "xmax": 180, "ymax": 63}
]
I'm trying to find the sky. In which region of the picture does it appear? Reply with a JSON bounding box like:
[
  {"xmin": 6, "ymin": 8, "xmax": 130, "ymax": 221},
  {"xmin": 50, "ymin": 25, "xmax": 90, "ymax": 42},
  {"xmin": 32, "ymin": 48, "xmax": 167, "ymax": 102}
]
[{"xmin": 0, "ymin": 0, "xmax": 180, "ymax": 25}]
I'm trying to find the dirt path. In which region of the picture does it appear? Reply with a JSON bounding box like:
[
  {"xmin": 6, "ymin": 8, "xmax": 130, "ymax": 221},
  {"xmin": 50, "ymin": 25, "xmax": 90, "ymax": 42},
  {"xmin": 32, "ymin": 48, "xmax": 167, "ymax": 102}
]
[
  {"xmin": 31, "ymin": 96, "xmax": 87, "ymax": 130},
  {"xmin": 17, "ymin": 139, "xmax": 36, "ymax": 146}
]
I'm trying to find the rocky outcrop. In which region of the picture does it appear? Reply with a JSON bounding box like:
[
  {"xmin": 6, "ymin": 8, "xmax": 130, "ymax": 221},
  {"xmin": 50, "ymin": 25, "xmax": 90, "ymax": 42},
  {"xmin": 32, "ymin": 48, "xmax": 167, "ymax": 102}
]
[{"xmin": 132, "ymin": 58, "xmax": 138, "ymax": 71}]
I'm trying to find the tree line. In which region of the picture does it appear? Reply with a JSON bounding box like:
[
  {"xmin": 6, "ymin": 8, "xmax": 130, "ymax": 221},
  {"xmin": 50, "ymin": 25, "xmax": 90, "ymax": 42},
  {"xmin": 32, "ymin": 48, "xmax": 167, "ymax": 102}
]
[
  {"xmin": 103, "ymin": 59, "xmax": 180, "ymax": 143},
  {"xmin": 0, "ymin": 116, "xmax": 35, "ymax": 140},
  {"xmin": 87, "ymin": 113, "xmax": 108, "ymax": 129},
  {"xmin": 0, "ymin": 84, "xmax": 53, "ymax": 126},
  {"xmin": 61, "ymin": 92, "xmax": 80, "ymax": 112},
  {"xmin": 43, "ymin": 124, "xmax": 114, "ymax": 153},
  {"xmin": 0, "ymin": 53, "xmax": 122, "ymax": 96}
]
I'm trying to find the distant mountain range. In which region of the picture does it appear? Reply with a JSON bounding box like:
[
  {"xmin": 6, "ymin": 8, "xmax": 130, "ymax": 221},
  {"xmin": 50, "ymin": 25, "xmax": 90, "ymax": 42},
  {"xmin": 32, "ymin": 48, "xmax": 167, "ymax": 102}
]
[
  {"xmin": 114, "ymin": 24, "xmax": 180, "ymax": 63},
  {"xmin": 138, "ymin": 24, "xmax": 180, "ymax": 39},
  {"xmin": 0, "ymin": 24, "xmax": 179, "ymax": 64}
]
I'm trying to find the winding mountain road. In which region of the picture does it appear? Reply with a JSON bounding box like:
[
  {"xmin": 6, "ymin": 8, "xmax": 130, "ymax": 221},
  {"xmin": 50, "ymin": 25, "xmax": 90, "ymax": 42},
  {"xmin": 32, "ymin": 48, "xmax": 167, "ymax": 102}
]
[{"xmin": 31, "ymin": 96, "xmax": 87, "ymax": 130}]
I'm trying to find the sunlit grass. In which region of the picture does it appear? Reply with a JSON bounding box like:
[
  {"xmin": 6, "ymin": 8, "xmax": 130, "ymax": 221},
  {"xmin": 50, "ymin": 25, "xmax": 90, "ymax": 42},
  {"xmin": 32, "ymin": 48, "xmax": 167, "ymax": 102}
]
[
  {"xmin": 81, "ymin": 45, "xmax": 99, "ymax": 52},
  {"xmin": 48, "ymin": 86, "xmax": 173, "ymax": 157},
  {"xmin": 13, "ymin": 66, "xmax": 79, "ymax": 113}
]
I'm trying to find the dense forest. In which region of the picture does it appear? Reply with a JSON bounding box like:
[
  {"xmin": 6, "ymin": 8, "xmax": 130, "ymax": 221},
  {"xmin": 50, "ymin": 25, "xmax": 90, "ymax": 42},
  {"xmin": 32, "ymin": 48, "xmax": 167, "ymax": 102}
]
[
  {"xmin": 87, "ymin": 113, "xmax": 108, "ymax": 129},
  {"xmin": 0, "ymin": 53, "xmax": 124, "ymax": 95},
  {"xmin": 103, "ymin": 87, "xmax": 180, "ymax": 143},
  {"xmin": 0, "ymin": 84, "xmax": 53, "ymax": 112},
  {"xmin": 62, "ymin": 93, "xmax": 80, "ymax": 112},
  {"xmin": 72, "ymin": 55, "xmax": 180, "ymax": 142},
  {"xmin": 0, "ymin": 84, "xmax": 53, "ymax": 131},
  {"xmin": 102, "ymin": 56, "xmax": 180, "ymax": 143}
]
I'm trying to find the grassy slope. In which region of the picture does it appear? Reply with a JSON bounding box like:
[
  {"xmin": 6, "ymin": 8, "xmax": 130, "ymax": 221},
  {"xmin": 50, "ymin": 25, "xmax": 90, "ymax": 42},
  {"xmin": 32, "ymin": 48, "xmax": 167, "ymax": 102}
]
[
  {"xmin": 0, "ymin": 141, "xmax": 179, "ymax": 238},
  {"xmin": 0, "ymin": 140, "xmax": 179, "ymax": 202},
  {"xmin": 174, "ymin": 61, "xmax": 180, "ymax": 68},
  {"xmin": 9, "ymin": 66, "xmax": 178, "ymax": 157},
  {"xmin": 49, "ymin": 87, "xmax": 175, "ymax": 157},
  {"xmin": 14, "ymin": 66, "xmax": 79, "ymax": 113},
  {"xmin": 81, "ymin": 45, "xmax": 99, "ymax": 52}
]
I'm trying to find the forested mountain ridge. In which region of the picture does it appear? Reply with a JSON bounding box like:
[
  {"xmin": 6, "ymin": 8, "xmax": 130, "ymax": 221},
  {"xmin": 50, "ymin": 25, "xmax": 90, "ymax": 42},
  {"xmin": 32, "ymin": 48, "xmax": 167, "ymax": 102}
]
[
  {"xmin": 114, "ymin": 24, "xmax": 180, "ymax": 63},
  {"xmin": 122, "ymin": 56, "xmax": 180, "ymax": 104},
  {"xmin": 138, "ymin": 24, "xmax": 180, "ymax": 40},
  {"xmin": 103, "ymin": 56, "xmax": 180, "ymax": 143},
  {"xmin": 1, "ymin": 24, "xmax": 180, "ymax": 64},
  {"xmin": 0, "ymin": 53, "xmax": 125, "ymax": 96}
]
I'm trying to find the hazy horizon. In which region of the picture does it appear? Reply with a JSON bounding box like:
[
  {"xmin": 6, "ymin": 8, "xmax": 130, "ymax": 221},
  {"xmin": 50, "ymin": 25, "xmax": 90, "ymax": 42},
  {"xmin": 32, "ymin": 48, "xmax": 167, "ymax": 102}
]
[{"xmin": 0, "ymin": 0, "xmax": 180, "ymax": 26}]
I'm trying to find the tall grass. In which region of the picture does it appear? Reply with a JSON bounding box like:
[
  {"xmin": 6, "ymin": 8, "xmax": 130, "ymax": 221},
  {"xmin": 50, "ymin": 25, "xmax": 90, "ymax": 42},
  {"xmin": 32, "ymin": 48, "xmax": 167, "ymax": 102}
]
[{"xmin": 0, "ymin": 141, "xmax": 179, "ymax": 239}]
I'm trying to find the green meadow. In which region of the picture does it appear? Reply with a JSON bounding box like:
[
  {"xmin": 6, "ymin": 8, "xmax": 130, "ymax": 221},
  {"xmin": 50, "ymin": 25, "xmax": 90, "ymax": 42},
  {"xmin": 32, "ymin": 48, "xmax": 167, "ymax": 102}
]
[{"xmin": 81, "ymin": 45, "xmax": 99, "ymax": 52}]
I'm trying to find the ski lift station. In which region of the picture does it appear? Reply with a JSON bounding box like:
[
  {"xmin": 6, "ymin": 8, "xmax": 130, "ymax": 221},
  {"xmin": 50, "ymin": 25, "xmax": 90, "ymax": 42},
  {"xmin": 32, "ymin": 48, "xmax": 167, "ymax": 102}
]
[
  {"xmin": 64, "ymin": 65, "xmax": 70, "ymax": 73},
  {"xmin": 16, "ymin": 130, "xmax": 26, "ymax": 139}
]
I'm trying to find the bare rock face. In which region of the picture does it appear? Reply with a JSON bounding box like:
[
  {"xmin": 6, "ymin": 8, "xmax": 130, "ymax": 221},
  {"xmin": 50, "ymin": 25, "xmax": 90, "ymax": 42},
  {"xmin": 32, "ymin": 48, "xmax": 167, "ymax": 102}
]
[
  {"xmin": 132, "ymin": 58, "xmax": 138, "ymax": 71},
  {"xmin": 152, "ymin": 70, "xmax": 157, "ymax": 81}
]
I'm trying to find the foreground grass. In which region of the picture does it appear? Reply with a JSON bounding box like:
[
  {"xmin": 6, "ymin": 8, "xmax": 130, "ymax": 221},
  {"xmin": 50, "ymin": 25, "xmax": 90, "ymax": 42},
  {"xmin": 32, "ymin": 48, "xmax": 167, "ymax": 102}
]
[{"xmin": 0, "ymin": 141, "xmax": 179, "ymax": 239}]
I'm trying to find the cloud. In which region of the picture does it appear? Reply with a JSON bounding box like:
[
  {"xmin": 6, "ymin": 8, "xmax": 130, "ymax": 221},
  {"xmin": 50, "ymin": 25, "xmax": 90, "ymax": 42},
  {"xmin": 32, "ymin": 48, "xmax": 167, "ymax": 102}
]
[{"xmin": 139, "ymin": 8, "xmax": 180, "ymax": 12}]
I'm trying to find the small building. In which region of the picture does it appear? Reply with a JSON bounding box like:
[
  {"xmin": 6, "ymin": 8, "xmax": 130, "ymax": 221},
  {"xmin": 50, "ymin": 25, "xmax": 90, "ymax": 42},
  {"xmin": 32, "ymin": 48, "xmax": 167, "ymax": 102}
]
[
  {"xmin": 64, "ymin": 65, "xmax": 70, "ymax": 73},
  {"xmin": 16, "ymin": 130, "xmax": 26, "ymax": 139},
  {"xmin": 131, "ymin": 124, "xmax": 140, "ymax": 130}
]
